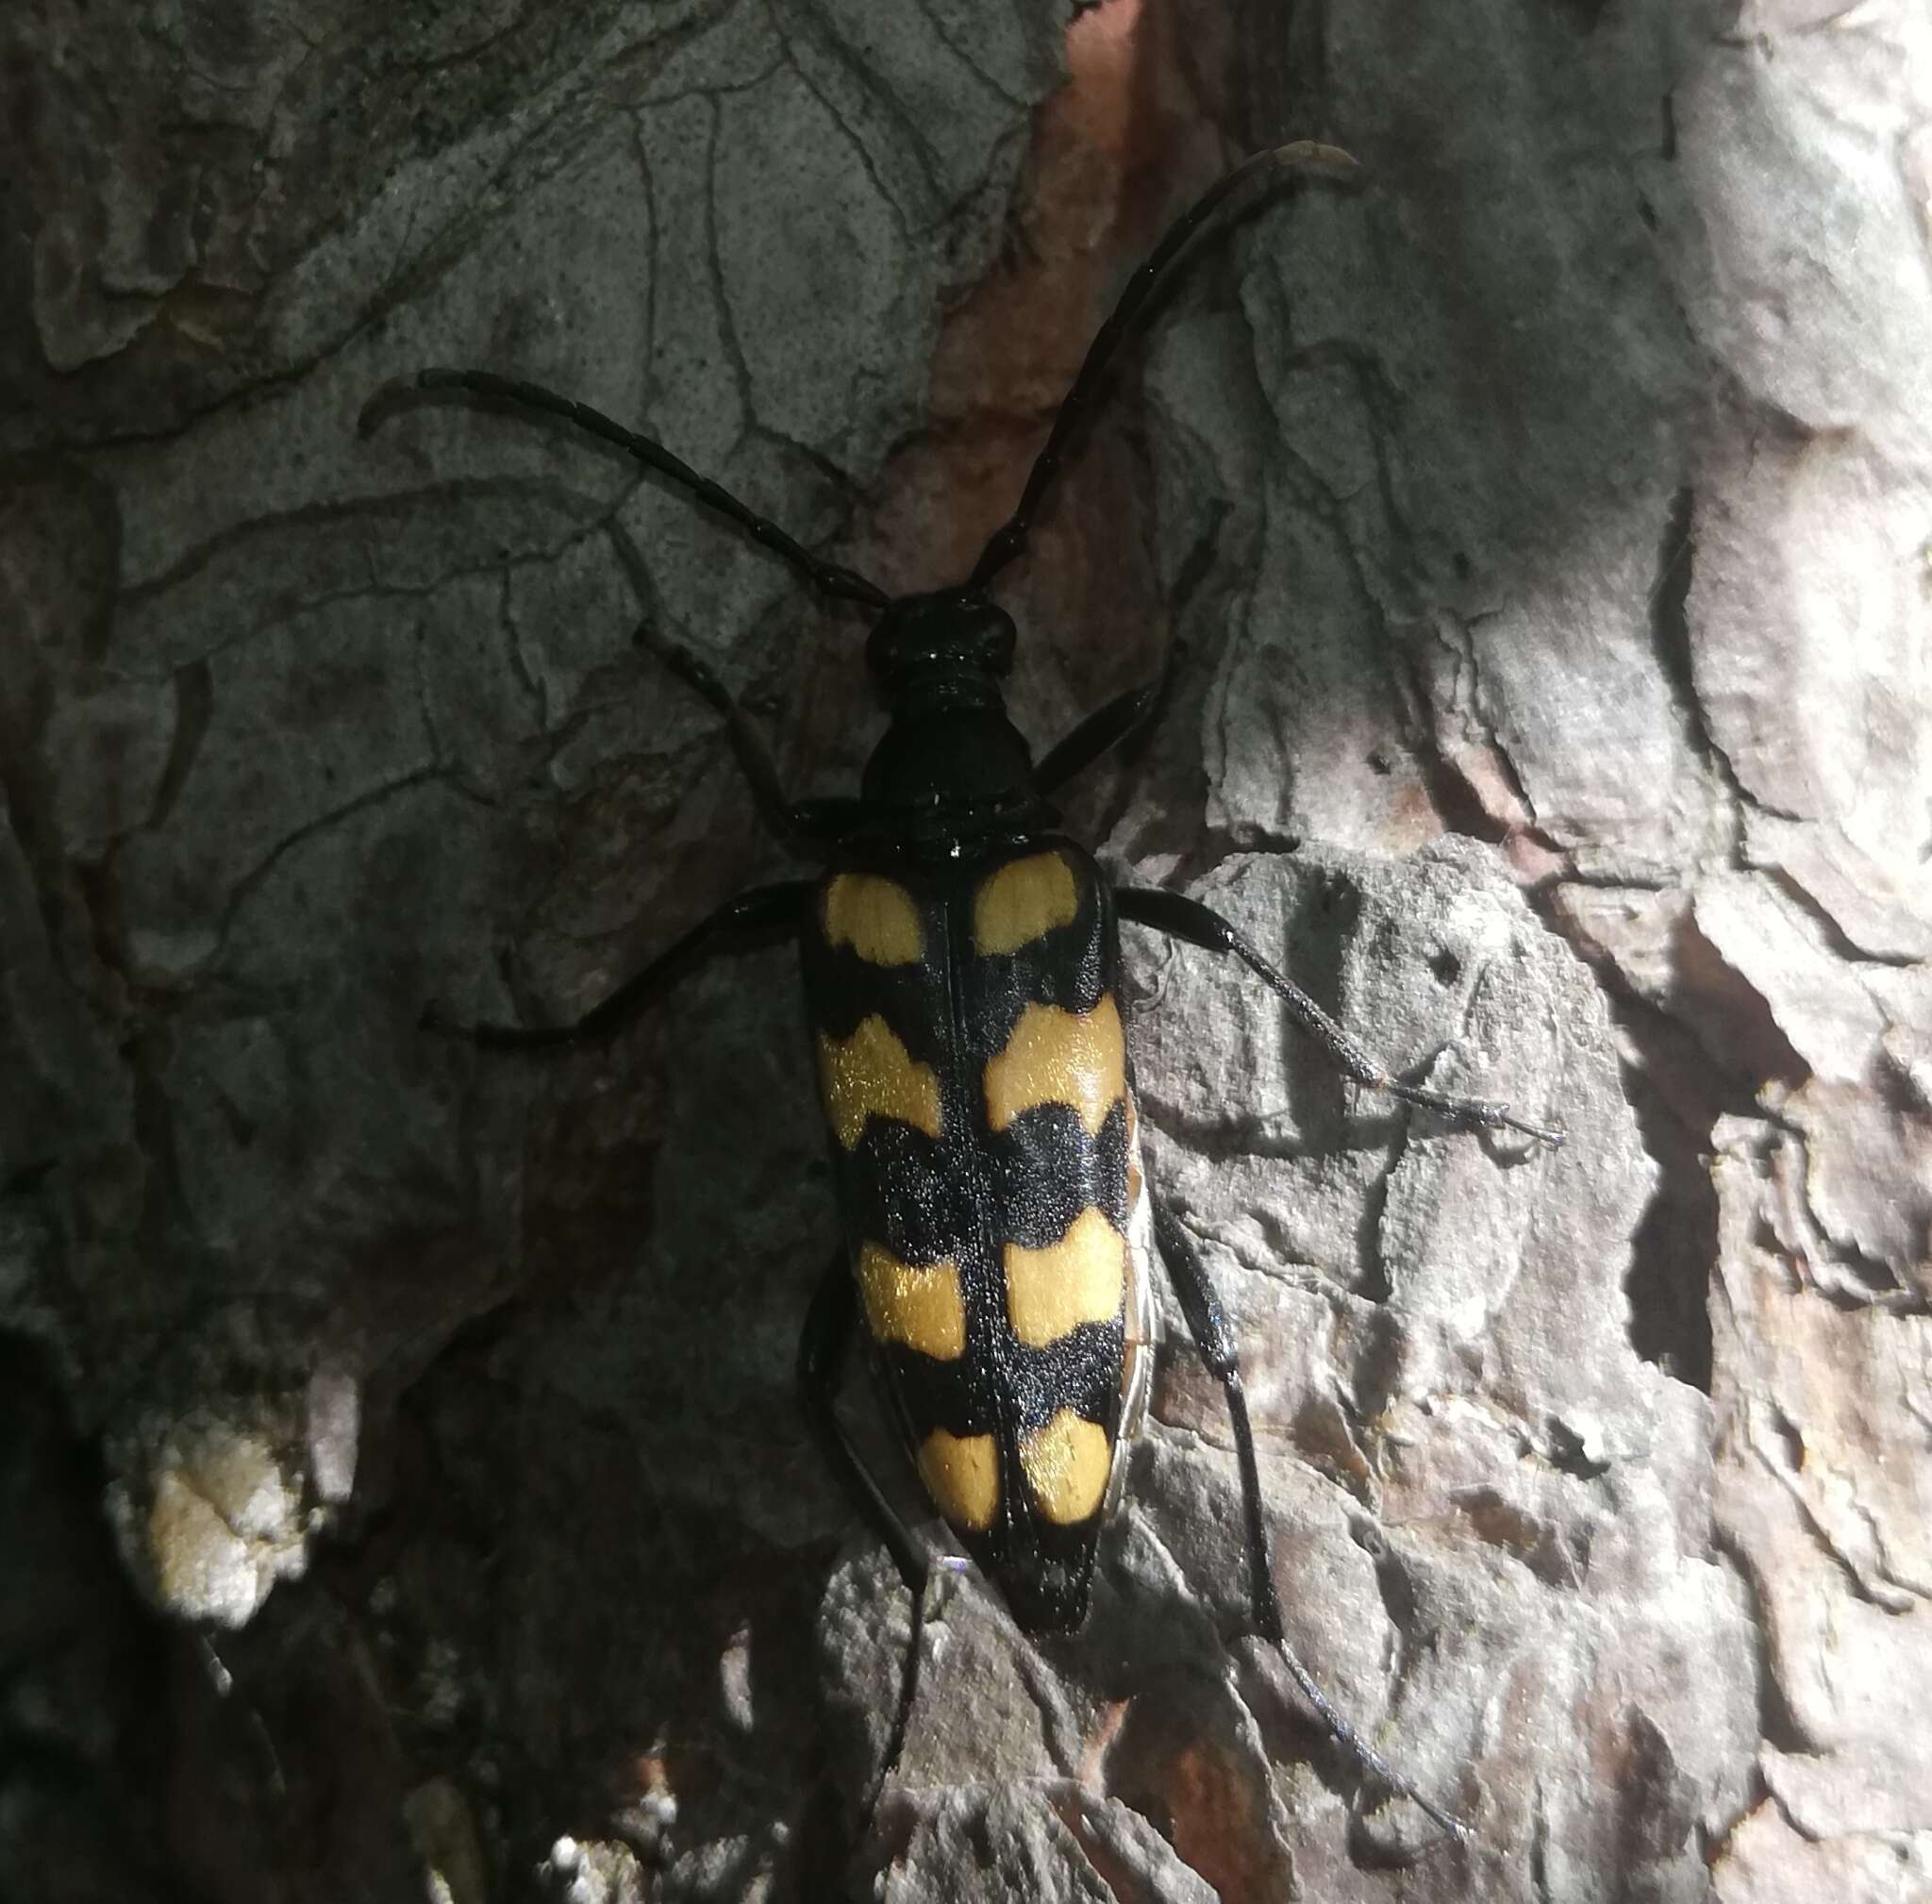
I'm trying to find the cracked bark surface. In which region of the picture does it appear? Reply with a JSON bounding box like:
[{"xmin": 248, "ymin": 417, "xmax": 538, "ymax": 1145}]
[{"xmin": 3, "ymin": 0, "xmax": 1926, "ymax": 1899}]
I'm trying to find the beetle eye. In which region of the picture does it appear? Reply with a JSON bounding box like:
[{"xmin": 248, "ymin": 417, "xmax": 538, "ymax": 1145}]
[{"xmin": 977, "ymin": 613, "xmax": 1016, "ymax": 676}]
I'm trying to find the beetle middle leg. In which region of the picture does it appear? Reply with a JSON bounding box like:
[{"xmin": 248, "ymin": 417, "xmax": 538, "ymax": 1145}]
[
  {"xmin": 1150, "ymin": 1201, "xmax": 1470, "ymax": 1839},
  {"xmin": 798, "ymin": 1253, "xmax": 932, "ymax": 1819},
  {"xmin": 1116, "ymin": 886, "xmax": 1564, "ymax": 1144},
  {"xmin": 426, "ymin": 881, "xmax": 810, "ymax": 1049}
]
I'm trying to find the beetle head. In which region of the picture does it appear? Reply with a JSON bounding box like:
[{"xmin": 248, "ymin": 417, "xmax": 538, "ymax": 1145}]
[{"xmin": 865, "ymin": 591, "xmax": 1015, "ymax": 710}]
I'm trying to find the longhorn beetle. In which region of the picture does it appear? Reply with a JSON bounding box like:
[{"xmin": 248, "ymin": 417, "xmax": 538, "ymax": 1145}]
[{"xmin": 363, "ymin": 142, "xmax": 1563, "ymax": 1837}]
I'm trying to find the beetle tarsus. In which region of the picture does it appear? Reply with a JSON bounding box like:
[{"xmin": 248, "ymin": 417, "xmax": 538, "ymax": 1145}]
[
  {"xmin": 858, "ymin": 1579, "xmax": 928, "ymax": 1828},
  {"xmin": 1472, "ymin": 1099, "xmax": 1568, "ymax": 1147}
]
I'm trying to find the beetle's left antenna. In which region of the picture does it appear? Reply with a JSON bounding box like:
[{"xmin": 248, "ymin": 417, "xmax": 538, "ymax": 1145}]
[
  {"xmin": 359, "ymin": 369, "xmax": 891, "ymax": 610},
  {"xmin": 965, "ymin": 141, "xmax": 1357, "ymax": 594}
]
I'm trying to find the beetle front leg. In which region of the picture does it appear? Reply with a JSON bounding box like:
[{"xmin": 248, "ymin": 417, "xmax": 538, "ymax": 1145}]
[
  {"xmin": 426, "ymin": 881, "xmax": 810, "ymax": 1050},
  {"xmin": 647, "ymin": 636, "xmax": 866, "ymax": 855},
  {"xmin": 1033, "ymin": 646, "xmax": 1182, "ymax": 797},
  {"xmin": 1150, "ymin": 1201, "xmax": 1471, "ymax": 1840},
  {"xmin": 798, "ymin": 1254, "xmax": 932, "ymax": 1822},
  {"xmin": 1033, "ymin": 508, "xmax": 1227, "ymax": 796},
  {"xmin": 1116, "ymin": 886, "xmax": 1564, "ymax": 1144}
]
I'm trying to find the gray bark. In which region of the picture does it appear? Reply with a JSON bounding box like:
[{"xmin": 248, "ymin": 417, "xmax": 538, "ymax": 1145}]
[{"xmin": 3, "ymin": 1, "xmax": 1926, "ymax": 1900}]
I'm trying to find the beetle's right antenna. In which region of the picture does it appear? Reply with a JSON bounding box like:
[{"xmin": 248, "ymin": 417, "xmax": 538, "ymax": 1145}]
[
  {"xmin": 359, "ymin": 369, "xmax": 891, "ymax": 611},
  {"xmin": 965, "ymin": 141, "xmax": 1358, "ymax": 594}
]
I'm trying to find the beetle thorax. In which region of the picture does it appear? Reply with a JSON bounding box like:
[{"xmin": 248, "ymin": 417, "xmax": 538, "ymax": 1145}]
[{"xmin": 860, "ymin": 591, "xmax": 1036, "ymax": 810}]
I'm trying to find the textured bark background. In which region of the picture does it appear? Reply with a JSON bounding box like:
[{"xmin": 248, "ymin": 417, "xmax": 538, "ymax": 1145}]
[{"xmin": 3, "ymin": 0, "xmax": 1927, "ymax": 1900}]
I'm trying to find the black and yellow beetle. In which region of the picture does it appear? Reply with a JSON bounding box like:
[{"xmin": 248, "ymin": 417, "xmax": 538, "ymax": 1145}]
[{"xmin": 365, "ymin": 143, "xmax": 1561, "ymax": 1836}]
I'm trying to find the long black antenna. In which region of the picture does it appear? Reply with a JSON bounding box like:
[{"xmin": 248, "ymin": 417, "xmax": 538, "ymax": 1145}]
[
  {"xmin": 360, "ymin": 369, "xmax": 891, "ymax": 610},
  {"xmin": 965, "ymin": 141, "xmax": 1357, "ymax": 593}
]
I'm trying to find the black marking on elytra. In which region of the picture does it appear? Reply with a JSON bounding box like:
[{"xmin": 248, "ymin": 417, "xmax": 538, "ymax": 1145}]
[
  {"xmin": 805, "ymin": 840, "xmax": 1131, "ymax": 1623},
  {"xmin": 991, "ymin": 1098, "xmax": 1132, "ymax": 1246},
  {"xmin": 879, "ymin": 1319, "xmax": 1123, "ymax": 1443}
]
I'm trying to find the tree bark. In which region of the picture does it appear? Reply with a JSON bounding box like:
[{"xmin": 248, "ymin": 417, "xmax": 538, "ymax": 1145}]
[{"xmin": 2, "ymin": 1, "xmax": 1925, "ymax": 1899}]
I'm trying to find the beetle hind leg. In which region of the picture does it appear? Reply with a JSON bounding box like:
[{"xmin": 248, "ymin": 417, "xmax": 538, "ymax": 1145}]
[
  {"xmin": 1150, "ymin": 1201, "xmax": 1472, "ymax": 1841},
  {"xmin": 798, "ymin": 1253, "xmax": 932, "ymax": 1824}
]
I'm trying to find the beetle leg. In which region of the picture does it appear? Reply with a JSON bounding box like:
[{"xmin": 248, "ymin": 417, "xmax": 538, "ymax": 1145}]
[
  {"xmin": 1034, "ymin": 643, "xmax": 1184, "ymax": 798},
  {"xmin": 1034, "ymin": 508, "xmax": 1231, "ymax": 798},
  {"xmin": 1115, "ymin": 887, "xmax": 1565, "ymax": 1145},
  {"xmin": 425, "ymin": 881, "xmax": 809, "ymax": 1049},
  {"xmin": 1150, "ymin": 1201, "xmax": 1471, "ymax": 1840},
  {"xmin": 647, "ymin": 637, "xmax": 867, "ymax": 854},
  {"xmin": 798, "ymin": 1253, "xmax": 932, "ymax": 1821}
]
